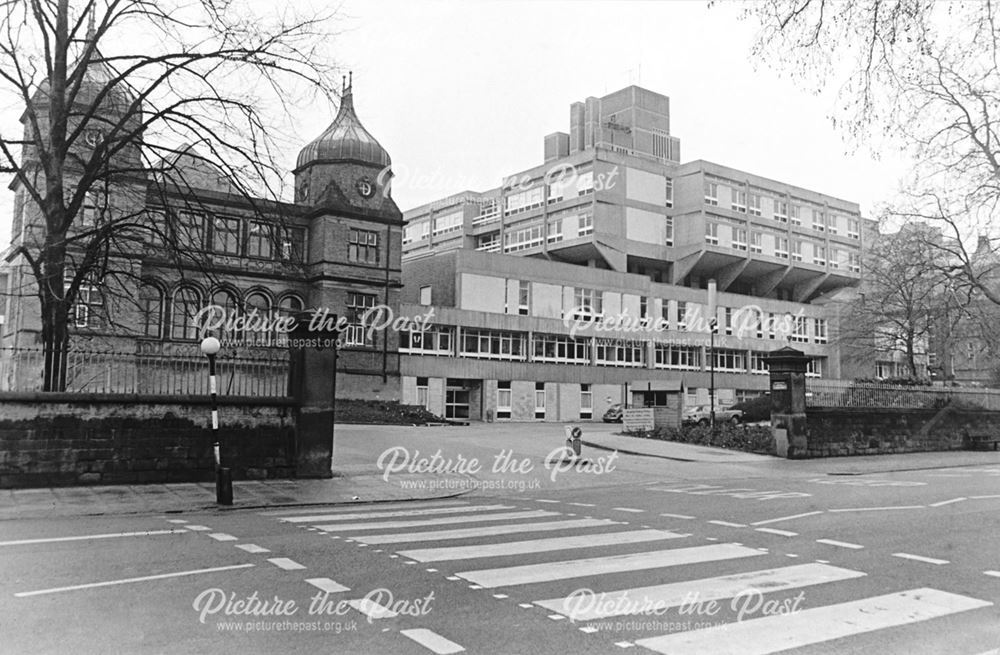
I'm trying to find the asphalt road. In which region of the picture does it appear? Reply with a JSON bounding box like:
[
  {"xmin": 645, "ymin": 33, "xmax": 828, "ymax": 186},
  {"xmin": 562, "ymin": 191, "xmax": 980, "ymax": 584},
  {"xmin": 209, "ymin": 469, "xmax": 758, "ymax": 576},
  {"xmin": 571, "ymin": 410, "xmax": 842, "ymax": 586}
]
[{"xmin": 2, "ymin": 424, "xmax": 999, "ymax": 654}]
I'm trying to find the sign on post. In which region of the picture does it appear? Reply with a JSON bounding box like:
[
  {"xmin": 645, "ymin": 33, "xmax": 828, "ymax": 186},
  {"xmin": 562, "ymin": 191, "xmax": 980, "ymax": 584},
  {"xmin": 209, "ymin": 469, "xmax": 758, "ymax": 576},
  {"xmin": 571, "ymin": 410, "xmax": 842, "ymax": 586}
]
[{"xmin": 623, "ymin": 408, "xmax": 655, "ymax": 432}]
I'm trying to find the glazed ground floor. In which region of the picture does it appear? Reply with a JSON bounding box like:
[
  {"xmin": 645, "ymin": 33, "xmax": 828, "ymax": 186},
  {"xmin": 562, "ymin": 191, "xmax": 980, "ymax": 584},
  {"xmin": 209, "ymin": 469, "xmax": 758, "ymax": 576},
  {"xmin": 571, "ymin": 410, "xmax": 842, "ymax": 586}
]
[{"xmin": 399, "ymin": 355, "xmax": 769, "ymax": 422}]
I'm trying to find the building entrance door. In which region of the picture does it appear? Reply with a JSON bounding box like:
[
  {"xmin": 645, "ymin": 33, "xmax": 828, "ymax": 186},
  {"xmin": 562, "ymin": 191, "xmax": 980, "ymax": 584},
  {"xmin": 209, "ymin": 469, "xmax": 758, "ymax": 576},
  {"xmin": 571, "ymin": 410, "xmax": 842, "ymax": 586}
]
[{"xmin": 445, "ymin": 388, "xmax": 470, "ymax": 419}]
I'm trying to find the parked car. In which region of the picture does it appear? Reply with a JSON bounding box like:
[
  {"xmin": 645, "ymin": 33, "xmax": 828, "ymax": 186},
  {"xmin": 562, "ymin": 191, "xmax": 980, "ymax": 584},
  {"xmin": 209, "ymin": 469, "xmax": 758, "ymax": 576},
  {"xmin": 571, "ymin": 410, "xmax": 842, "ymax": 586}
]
[
  {"xmin": 602, "ymin": 403, "xmax": 624, "ymax": 423},
  {"xmin": 682, "ymin": 405, "xmax": 743, "ymax": 426}
]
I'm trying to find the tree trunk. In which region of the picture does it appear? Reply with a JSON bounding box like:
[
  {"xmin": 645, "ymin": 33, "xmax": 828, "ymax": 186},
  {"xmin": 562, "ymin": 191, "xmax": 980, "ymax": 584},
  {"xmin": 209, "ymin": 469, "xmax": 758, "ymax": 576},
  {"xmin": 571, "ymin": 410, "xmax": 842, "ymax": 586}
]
[{"xmin": 40, "ymin": 240, "xmax": 70, "ymax": 392}]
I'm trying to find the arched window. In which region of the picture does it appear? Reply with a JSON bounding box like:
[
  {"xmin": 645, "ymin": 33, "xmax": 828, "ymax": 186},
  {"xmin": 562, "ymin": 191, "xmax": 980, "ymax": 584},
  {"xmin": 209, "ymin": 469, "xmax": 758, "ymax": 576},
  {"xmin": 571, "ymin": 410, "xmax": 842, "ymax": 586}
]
[
  {"xmin": 210, "ymin": 288, "xmax": 240, "ymax": 341},
  {"xmin": 139, "ymin": 282, "xmax": 164, "ymax": 338},
  {"xmin": 276, "ymin": 294, "xmax": 304, "ymax": 343},
  {"xmin": 245, "ymin": 291, "xmax": 272, "ymax": 345},
  {"xmin": 171, "ymin": 286, "xmax": 202, "ymax": 341}
]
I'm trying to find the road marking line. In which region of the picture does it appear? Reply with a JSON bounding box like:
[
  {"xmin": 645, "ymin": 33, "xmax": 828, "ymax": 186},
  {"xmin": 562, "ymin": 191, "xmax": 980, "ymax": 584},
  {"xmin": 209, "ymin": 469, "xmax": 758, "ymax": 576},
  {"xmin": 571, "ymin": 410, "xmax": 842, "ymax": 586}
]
[
  {"xmin": 14, "ymin": 563, "xmax": 254, "ymax": 597},
  {"xmin": 235, "ymin": 544, "xmax": 270, "ymax": 554},
  {"xmin": 426, "ymin": 568, "xmax": 438, "ymax": 572},
  {"xmin": 398, "ymin": 530, "xmax": 686, "ymax": 563},
  {"xmin": 707, "ymin": 520, "xmax": 746, "ymax": 528},
  {"xmin": 816, "ymin": 539, "xmax": 864, "ymax": 550},
  {"xmin": 534, "ymin": 563, "xmax": 865, "ymax": 620},
  {"xmin": 569, "ymin": 503, "xmax": 596, "ymax": 507},
  {"xmin": 750, "ymin": 512, "xmax": 823, "ymax": 526},
  {"xmin": 208, "ymin": 533, "xmax": 238, "ymax": 542},
  {"xmin": 755, "ymin": 528, "xmax": 798, "ymax": 537},
  {"xmin": 518, "ymin": 603, "xmax": 533, "ymax": 608},
  {"xmin": 493, "ymin": 593, "xmax": 508, "ymax": 599},
  {"xmin": 786, "ymin": 554, "xmax": 799, "ymax": 558},
  {"xmin": 314, "ymin": 510, "xmax": 560, "ymax": 533},
  {"xmin": 348, "ymin": 598, "xmax": 397, "ymax": 620},
  {"xmin": 305, "ymin": 578, "xmax": 350, "ymax": 593},
  {"xmin": 970, "ymin": 495, "xmax": 1000, "ymax": 499},
  {"xmin": 446, "ymin": 576, "xmax": 459, "ymax": 581},
  {"xmin": 816, "ymin": 559, "xmax": 830, "ymax": 564},
  {"xmin": 614, "ymin": 641, "xmax": 635, "ymax": 648},
  {"xmin": 456, "ymin": 544, "xmax": 765, "ymax": 588},
  {"xmin": 660, "ymin": 513, "xmax": 695, "ymax": 520},
  {"xmin": 892, "ymin": 553, "xmax": 949, "ymax": 565},
  {"xmin": 612, "ymin": 507, "xmax": 645, "ymax": 513},
  {"xmin": 929, "ymin": 497, "xmax": 967, "ymax": 507},
  {"xmin": 354, "ymin": 518, "xmax": 622, "ymax": 545},
  {"xmin": 828, "ymin": 505, "xmax": 925, "ymax": 512},
  {"xmin": 267, "ymin": 558, "xmax": 306, "ymax": 570},
  {"xmin": 261, "ymin": 500, "xmax": 466, "ymax": 516},
  {"xmin": 399, "ymin": 628, "xmax": 465, "ymax": 654},
  {"xmin": 185, "ymin": 525, "xmax": 212, "ymax": 531},
  {"xmin": 166, "ymin": 519, "xmax": 188, "ymax": 524},
  {"xmin": 0, "ymin": 530, "xmax": 186, "ymax": 547},
  {"xmin": 983, "ymin": 571, "xmax": 1000, "ymax": 578},
  {"xmin": 536, "ymin": 499, "xmax": 560, "ymax": 504},
  {"xmin": 281, "ymin": 504, "xmax": 512, "ymax": 523},
  {"xmin": 548, "ymin": 614, "xmax": 565, "ymax": 620},
  {"xmin": 634, "ymin": 588, "xmax": 992, "ymax": 655},
  {"xmin": 580, "ymin": 626, "xmax": 599, "ymax": 633}
]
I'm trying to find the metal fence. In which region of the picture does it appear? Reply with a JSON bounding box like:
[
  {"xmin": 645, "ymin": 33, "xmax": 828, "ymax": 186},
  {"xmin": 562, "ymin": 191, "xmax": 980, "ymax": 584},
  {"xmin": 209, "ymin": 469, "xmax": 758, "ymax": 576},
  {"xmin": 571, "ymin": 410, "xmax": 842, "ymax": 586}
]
[
  {"xmin": 0, "ymin": 346, "xmax": 290, "ymax": 396},
  {"xmin": 806, "ymin": 379, "xmax": 1000, "ymax": 410}
]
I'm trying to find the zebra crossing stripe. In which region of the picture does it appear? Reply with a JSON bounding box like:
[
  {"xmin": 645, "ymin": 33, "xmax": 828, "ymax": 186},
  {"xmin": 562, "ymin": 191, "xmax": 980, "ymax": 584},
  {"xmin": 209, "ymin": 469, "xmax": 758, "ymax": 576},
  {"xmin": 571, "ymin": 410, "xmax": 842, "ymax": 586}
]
[
  {"xmin": 635, "ymin": 588, "xmax": 992, "ymax": 655},
  {"xmin": 348, "ymin": 598, "xmax": 398, "ymax": 620},
  {"xmin": 282, "ymin": 505, "xmax": 512, "ymax": 523},
  {"xmin": 399, "ymin": 628, "xmax": 465, "ymax": 654},
  {"xmin": 533, "ymin": 563, "xmax": 865, "ymax": 621},
  {"xmin": 354, "ymin": 519, "xmax": 623, "ymax": 545},
  {"xmin": 305, "ymin": 578, "xmax": 350, "ymax": 593},
  {"xmin": 398, "ymin": 529, "xmax": 687, "ymax": 563},
  {"xmin": 456, "ymin": 544, "xmax": 764, "ymax": 589},
  {"xmin": 263, "ymin": 500, "xmax": 467, "ymax": 516},
  {"xmin": 314, "ymin": 510, "xmax": 560, "ymax": 533}
]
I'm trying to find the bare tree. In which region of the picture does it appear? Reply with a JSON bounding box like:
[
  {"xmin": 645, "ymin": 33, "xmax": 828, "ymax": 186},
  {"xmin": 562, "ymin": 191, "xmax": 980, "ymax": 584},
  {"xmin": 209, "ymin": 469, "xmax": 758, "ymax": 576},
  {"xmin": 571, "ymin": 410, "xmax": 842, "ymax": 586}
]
[
  {"xmin": 0, "ymin": 0, "xmax": 339, "ymax": 390},
  {"xmin": 744, "ymin": 0, "xmax": 1000, "ymax": 306}
]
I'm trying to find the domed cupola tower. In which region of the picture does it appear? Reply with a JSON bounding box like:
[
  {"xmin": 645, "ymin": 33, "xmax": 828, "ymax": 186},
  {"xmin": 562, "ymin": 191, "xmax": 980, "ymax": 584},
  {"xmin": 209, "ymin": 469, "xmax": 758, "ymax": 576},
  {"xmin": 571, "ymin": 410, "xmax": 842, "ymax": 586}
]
[{"xmin": 293, "ymin": 74, "xmax": 397, "ymax": 217}]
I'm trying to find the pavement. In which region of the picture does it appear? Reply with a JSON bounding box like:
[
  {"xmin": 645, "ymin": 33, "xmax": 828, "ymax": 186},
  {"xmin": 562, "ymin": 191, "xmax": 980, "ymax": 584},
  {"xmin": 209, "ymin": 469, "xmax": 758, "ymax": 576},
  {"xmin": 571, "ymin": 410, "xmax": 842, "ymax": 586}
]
[{"xmin": 3, "ymin": 422, "xmax": 999, "ymax": 521}]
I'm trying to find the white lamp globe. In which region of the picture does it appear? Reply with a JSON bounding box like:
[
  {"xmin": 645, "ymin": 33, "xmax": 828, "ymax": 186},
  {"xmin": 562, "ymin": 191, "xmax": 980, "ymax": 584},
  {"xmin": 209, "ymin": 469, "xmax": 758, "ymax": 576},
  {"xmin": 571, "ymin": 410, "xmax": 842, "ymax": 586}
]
[{"xmin": 200, "ymin": 336, "xmax": 221, "ymax": 356}]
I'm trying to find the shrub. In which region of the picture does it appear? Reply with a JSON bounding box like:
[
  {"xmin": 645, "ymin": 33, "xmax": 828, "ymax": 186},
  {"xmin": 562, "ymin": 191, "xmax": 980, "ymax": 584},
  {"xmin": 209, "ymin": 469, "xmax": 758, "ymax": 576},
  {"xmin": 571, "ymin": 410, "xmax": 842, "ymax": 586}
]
[
  {"xmin": 636, "ymin": 423, "xmax": 775, "ymax": 455},
  {"xmin": 731, "ymin": 395, "xmax": 771, "ymax": 422}
]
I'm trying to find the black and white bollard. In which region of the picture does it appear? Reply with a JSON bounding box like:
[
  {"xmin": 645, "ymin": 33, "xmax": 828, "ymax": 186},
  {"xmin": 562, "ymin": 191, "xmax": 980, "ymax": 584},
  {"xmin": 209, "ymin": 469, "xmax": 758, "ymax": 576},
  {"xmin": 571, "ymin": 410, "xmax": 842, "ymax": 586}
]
[{"xmin": 201, "ymin": 337, "xmax": 232, "ymax": 506}]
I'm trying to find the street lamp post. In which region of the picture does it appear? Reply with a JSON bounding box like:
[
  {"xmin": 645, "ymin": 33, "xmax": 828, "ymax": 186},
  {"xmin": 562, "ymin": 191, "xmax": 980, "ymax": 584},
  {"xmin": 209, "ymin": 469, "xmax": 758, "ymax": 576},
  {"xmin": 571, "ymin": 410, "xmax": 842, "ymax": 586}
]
[
  {"xmin": 201, "ymin": 336, "xmax": 232, "ymax": 505},
  {"xmin": 708, "ymin": 279, "xmax": 718, "ymax": 430}
]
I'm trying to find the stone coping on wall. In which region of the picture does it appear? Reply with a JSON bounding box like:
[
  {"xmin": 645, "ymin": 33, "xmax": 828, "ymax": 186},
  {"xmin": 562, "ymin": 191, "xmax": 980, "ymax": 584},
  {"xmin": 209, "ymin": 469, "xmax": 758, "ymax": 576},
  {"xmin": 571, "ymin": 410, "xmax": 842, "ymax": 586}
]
[{"xmin": 0, "ymin": 392, "xmax": 296, "ymax": 406}]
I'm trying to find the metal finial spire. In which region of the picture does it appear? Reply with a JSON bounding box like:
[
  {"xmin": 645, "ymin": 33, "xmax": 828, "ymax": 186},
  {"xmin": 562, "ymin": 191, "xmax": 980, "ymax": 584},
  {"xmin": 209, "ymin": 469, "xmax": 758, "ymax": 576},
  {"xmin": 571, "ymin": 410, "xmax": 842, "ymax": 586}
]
[
  {"xmin": 348, "ymin": 71, "xmax": 353, "ymax": 90},
  {"xmin": 341, "ymin": 75, "xmax": 346, "ymax": 93}
]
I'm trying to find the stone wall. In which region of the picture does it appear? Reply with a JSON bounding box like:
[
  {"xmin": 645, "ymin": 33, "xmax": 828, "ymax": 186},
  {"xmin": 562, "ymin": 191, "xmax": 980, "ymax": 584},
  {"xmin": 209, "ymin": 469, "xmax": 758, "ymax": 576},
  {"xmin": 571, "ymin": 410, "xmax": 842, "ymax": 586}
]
[
  {"xmin": 0, "ymin": 393, "xmax": 296, "ymax": 488},
  {"xmin": 803, "ymin": 406, "xmax": 999, "ymax": 457}
]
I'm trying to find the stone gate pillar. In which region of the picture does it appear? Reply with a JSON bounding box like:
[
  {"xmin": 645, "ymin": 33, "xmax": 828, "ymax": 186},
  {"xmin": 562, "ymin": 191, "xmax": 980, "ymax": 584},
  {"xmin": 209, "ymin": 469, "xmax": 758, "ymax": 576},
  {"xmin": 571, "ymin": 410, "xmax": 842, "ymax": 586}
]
[
  {"xmin": 287, "ymin": 313, "xmax": 340, "ymax": 478},
  {"xmin": 764, "ymin": 346, "xmax": 811, "ymax": 459}
]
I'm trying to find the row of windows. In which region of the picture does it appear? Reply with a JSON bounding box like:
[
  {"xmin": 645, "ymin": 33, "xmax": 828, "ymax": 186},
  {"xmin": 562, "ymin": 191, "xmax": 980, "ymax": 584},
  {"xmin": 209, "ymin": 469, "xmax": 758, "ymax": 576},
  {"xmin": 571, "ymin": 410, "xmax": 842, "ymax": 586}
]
[
  {"xmin": 703, "ymin": 182, "xmax": 861, "ymax": 239},
  {"xmin": 399, "ymin": 326, "xmax": 824, "ymax": 375},
  {"xmin": 705, "ymin": 223, "xmax": 861, "ymax": 270},
  {"xmin": 146, "ymin": 210, "xmax": 308, "ymax": 262}
]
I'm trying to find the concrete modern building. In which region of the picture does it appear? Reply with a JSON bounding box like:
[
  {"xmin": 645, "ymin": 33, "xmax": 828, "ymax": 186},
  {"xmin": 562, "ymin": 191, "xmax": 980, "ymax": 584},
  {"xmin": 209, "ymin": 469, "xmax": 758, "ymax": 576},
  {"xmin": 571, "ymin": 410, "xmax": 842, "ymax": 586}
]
[{"xmin": 398, "ymin": 85, "xmax": 874, "ymax": 421}]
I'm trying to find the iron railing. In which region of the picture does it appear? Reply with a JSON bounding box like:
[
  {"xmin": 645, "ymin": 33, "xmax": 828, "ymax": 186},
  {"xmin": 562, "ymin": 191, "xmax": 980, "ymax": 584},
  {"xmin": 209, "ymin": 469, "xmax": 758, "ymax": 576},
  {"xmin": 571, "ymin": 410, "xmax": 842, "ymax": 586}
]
[
  {"xmin": 0, "ymin": 346, "xmax": 290, "ymax": 396},
  {"xmin": 806, "ymin": 379, "xmax": 1000, "ymax": 410}
]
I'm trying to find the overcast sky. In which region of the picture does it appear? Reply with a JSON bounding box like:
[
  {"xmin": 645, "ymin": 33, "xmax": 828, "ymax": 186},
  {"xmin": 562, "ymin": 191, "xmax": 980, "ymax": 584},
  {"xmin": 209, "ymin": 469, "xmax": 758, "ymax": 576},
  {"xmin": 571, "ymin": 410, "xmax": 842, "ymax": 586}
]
[{"xmin": 0, "ymin": 0, "xmax": 912, "ymax": 243}]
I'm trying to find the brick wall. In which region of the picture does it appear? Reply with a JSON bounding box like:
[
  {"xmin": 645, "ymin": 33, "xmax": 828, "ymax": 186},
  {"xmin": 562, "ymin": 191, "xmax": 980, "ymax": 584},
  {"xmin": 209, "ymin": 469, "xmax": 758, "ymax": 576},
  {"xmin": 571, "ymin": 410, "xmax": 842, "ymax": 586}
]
[
  {"xmin": 0, "ymin": 393, "xmax": 296, "ymax": 488},
  {"xmin": 803, "ymin": 406, "xmax": 999, "ymax": 457}
]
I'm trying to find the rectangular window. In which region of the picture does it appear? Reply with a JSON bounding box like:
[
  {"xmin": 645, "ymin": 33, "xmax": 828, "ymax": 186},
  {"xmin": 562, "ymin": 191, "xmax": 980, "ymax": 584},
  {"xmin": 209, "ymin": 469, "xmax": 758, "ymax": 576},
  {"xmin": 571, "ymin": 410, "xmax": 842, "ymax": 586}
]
[
  {"xmin": 400, "ymin": 325, "xmax": 453, "ymax": 355},
  {"xmin": 595, "ymin": 338, "xmax": 645, "ymax": 367},
  {"xmin": 704, "ymin": 181, "xmax": 719, "ymax": 206},
  {"xmin": 676, "ymin": 301, "xmax": 688, "ymax": 330},
  {"xmin": 814, "ymin": 318, "xmax": 828, "ymax": 344},
  {"xmin": 247, "ymin": 221, "xmax": 273, "ymax": 259},
  {"xmin": 791, "ymin": 240, "xmax": 803, "ymax": 262},
  {"xmin": 849, "ymin": 252, "xmax": 861, "ymax": 273},
  {"xmin": 572, "ymin": 288, "xmax": 603, "ymax": 319},
  {"xmin": 731, "ymin": 189, "xmax": 747, "ymax": 213},
  {"xmin": 664, "ymin": 178, "xmax": 674, "ymax": 208},
  {"xmin": 496, "ymin": 380, "xmax": 512, "ymax": 420},
  {"xmin": 732, "ymin": 228, "xmax": 748, "ymax": 251},
  {"xmin": 416, "ymin": 377, "xmax": 429, "ymax": 409},
  {"xmin": 419, "ymin": 286, "xmax": 432, "ymax": 305},
  {"xmin": 705, "ymin": 222, "xmax": 719, "ymax": 245},
  {"xmin": 576, "ymin": 171, "xmax": 595, "ymax": 195},
  {"xmin": 791, "ymin": 316, "xmax": 809, "ymax": 343},
  {"xmin": 773, "ymin": 200, "xmax": 788, "ymax": 223},
  {"xmin": 72, "ymin": 278, "xmax": 104, "ymax": 329},
  {"xmin": 348, "ymin": 228, "xmax": 380, "ymax": 264},
  {"xmin": 345, "ymin": 292, "xmax": 378, "ymax": 346},
  {"xmin": 653, "ymin": 344, "xmax": 702, "ymax": 370},
  {"xmin": 775, "ymin": 237, "xmax": 789, "ymax": 259},
  {"xmin": 577, "ymin": 212, "xmax": 594, "ymax": 237},
  {"xmin": 847, "ymin": 218, "xmax": 860, "ymax": 239},
  {"xmin": 829, "ymin": 248, "xmax": 841, "ymax": 269},
  {"xmin": 176, "ymin": 212, "xmax": 205, "ymax": 250},
  {"xmin": 750, "ymin": 352, "xmax": 769, "ymax": 375},
  {"xmin": 476, "ymin": 232, "xmax": 500, "ymax": 252},
  {"xmin": 639, "ymin": 296, "xmax": 648, "ymax": 319},
  {"xmin": 748, "ymin": 193, "xmax": 762, "ymax": 216},
  {"xmin": 813, "ymin": 245, "xmax": 827, "ymax": 266},
  {"xmin": 749, "ymin": 231, "xmax": 762, "ymax": 253},
  {"xmin": 281, "ymin": 227, "xmax": 306, "ymax": 262},
  {"xmin": 724, "ymin": 307, "xmax": 734, "ymax": 336},
  {"xmin": 712, "ymin": 348, "xmax": 746, "ymax": 372},
  {"xmin": 532, "ymin": 333, "xmax": 591, "ymax": 364},
  {"xmin": 432, "ymin": 211, "xmax": 464, "ymax": 235},
  {"xmin": 504, "ymin": 224, "xmax": 545, "ymax": 252},
  {"xmin": 460, "ymin": 329, "xmax": 526, "ymax": 361},
  {"xmin": 807, "ymin": 358, "xmax": 822, "ymax": 378},
  {"xmin": 665, "ymin": 216, "xmax": 674, "ymax": 247},
  {"xmin": 475, "ymin": 198, "xmax": 500, "ymax": 224},
  {"xmin": 812, "ymin": 209, "xmax": 826, "ymax": 232},
  {"xmin": 790, "ymin": 205, "xmax": 801, "ymax": 226},
  {"xmin": 404, "ymin": 221, "xmax": 430, "ymax": 243},
  {"xmin": 580, "ymin": 384, "xmax": 593, "ymax": 419},
  {"xmin": 535, "ymin": 382, "xmax": 546, "ymax": 420},
  {"xmin": 518, "ymin": 280, "xmax": 530, "ymax": 316},
  {"xmin": 212, "ymin": 216, "xmax": 241, "ymax": 255},
  {"xmin": 827, "ymin": 213, "xmax": 838, "ymax": 235},
  {"xmin": 547, "ymin": 181, "xmax": 565, "ymax": 204},
  {"xmin": 546, "ymin": 219, "xmax": 563, "ymax": 244}
]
